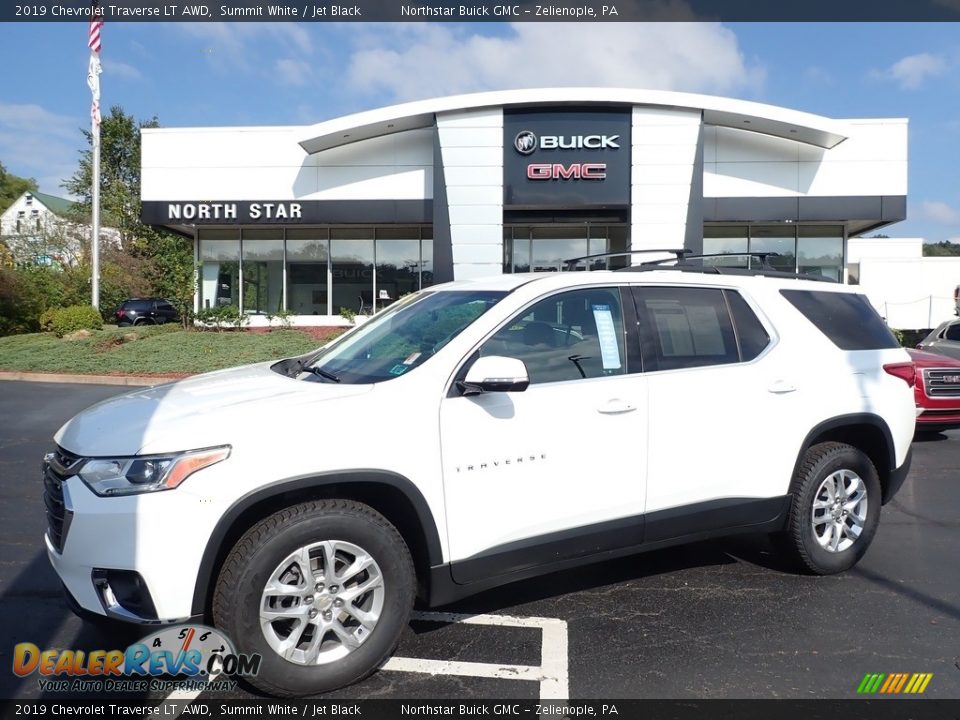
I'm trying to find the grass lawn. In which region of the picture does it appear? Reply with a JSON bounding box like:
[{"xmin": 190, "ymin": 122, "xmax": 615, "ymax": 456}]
[{"xmin": 0, "ymin": 325, "xmax": 344, "ymax": 376}]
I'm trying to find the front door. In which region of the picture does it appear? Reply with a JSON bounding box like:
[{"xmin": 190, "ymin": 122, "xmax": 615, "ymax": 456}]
[{"xmin": 439, "ymin": 286, "xmax": 648, "ymax": 584}]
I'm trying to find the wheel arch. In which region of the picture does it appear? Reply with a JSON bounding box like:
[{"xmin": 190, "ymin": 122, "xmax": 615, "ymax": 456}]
[
  {"xmin": 793, "ymin": 414, "xmax": 899, "ymax": 505},
  {"xmin": 191, "ymin": 471, "xmax": 444, "ymax": 618}
]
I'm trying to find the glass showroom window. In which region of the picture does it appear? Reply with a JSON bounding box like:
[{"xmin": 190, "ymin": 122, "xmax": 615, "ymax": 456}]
[
  {"xmin": 242, "ymin": 229, "xmax": 284, "ymax": 315},
  {"xmin": 199, "ymin": 230, "xmax": 240, "ymax": 309},
  {"xmin": 376, "ymin": 228, "xmax": 421, "ymax": 309},
  {"xmin": 703, "ymin": 226, "xmax": 749, "ymax": 267},
  {"xmin": 286, "ymin": 228, "xmax": 330, "ymax": 316},
  {"xmin": 332, "ymin": 229, "xmax": 375, "ymax": 316},
  {"xmin": 798, "ymin": 226, "xmax": 843, "ymax": 282},
  {"xmin": 504, "ymin": 225, "xmax": 627, "ymax": 273},
  {"xmin": 749, "ymin": 225, "xmax": 797, "ymax": 272}
]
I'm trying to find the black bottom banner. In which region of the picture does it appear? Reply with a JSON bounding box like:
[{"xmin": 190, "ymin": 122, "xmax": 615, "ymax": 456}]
[{"xmin": 2, "ymin": 700, "xmax": 959, "ymax": 720}]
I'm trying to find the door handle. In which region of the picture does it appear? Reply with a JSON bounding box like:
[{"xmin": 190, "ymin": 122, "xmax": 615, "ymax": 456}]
[
  {"xmin": 767, "ymin": 380, "xmax": 797, "ymax": 394},
  {"xmin": 597, "ymin": 399, "xmax": 637, "ymax": 414}
]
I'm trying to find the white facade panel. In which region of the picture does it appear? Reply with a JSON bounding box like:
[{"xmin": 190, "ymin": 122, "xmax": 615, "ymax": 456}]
[
  {"xmin": 436, "ymin": 109, "xmax": 503, "ymax": 129},
  {"xmin": 632, "ymin": 143, "xmax": 699, "ymax": 166},
  {"xmin": 705, "ymin": 162, "xmax": 801, "ymax": 196},
  {"xmin": 443, "ymin": 166, "xmax": 503, "ymax": 187},
  {"xmin": 142, "ymin": 128, "xmax": 307, "ymax": 169},
  {"xmin": 825, "ymin": 121, "xmax": 908, "ymax": 162},
  {"xmin": 441, "ymin": 147, "xmax": 505, "ymax": 167},
  {"xmin": 452, "ymin": 263, "xmax": 503, "ymax": 280},
  {"xmin": 630, "ymin": 107, "xmax": 701, "ymax": 256},
  {"xmin": 799, "ymin": 161, "xmax": 907, "ymax": 196},
  {"xmin": 445, "ymin": 186, "xmax": 503, "ymax": 206},
  {"xmin": 631, "ymin": 184, "xmax": 693, "ymax": 205},
  {"xmin": 438, "ymin": 127, "xmax": 502, "ymax": 148},
  {"xmin": 451, "ymin": 243, "xmax": 503, "ymax": 265},
  {"xmin": 443, "ymin": 224, "xmax": 504, "ymax": 245},
  {"xmin": 631, "ymin": 222, "xmax": 689, "ymax": 248},
  {"xmin": 714, "ymin": 127, "xmax": 800, "ymax": 163},
  {"xmin": 631, "ymin": 164, "xmax": 697, "ymax": 186},
  {"xmin": 631, "ymin": 107, "xmax": 702, "ymax": 125},
  {"xmin": 632, "ymin": 203, "xmax": 691, "ymax": 224},
  {"xmin": 632, "ymin": 125, "xmax": 701, "ymax": 147},
  {"xmin": 447, "ymin": 205, "xmax": 503, "ymax": 226}
]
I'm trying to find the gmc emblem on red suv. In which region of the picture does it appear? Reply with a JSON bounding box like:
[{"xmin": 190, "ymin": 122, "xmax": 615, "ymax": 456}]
[{"xmin": 527, "ymin": 163, "xmax": 607, "ymax": 180}]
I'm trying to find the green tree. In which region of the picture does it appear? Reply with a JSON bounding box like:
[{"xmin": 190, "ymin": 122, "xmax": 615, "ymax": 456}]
[
  {"xmin": 64, "ymin": 106, "xmax": 194, "ymax": 321},
  {"xmin": 922, "ymin": 241, "xmax": 960, "ymax": 257},
  {"xmin": 0, "ymin": 162, "xmax": 39, "ymax": 214}
]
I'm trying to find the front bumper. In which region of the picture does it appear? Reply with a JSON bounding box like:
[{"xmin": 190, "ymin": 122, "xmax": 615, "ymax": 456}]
[{"xmin": 45, "ymin": 473, "xmax": 228, "ymax": 623}]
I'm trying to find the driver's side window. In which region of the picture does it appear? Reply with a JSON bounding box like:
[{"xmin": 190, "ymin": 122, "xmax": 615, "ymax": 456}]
[{"xmin": 480, "ymin": 288, "xmax": 626, "ymax": 385}]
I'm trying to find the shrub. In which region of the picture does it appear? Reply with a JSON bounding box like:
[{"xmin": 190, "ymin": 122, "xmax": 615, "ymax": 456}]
[
  {"xmin": 51, "ymin": 305, "xmax": 103, "ymax": 338},
  {"xmin": 339, "ymin": 307, "xmax": 357, "ymax": 324},
  {"xmin": 195, "ymin": 304, "xmax": 247, "ymax": 332},
  {"xmin": 39, "ymin": 308, "xmax": 58, "ymax": 333}
]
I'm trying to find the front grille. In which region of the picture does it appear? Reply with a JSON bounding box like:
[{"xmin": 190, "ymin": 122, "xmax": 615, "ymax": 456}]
[
  {"xmin": 923, "ymin": 368, "xmax": 960, "ymax": 398},
  {"xmin": 43, "ymin": 448, "xmax": 82, "ymax": 552}
]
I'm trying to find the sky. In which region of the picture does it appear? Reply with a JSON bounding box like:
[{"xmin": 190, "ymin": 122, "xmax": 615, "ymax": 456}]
[{"xmin": 0, "ymin": 21, "xmax": 958, "ymax": 242}]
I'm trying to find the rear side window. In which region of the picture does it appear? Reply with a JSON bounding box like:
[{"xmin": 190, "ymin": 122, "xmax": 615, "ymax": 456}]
[
  {"xmin": 127, "ymin": 300, "xmax": 151, "ymax": 311},
  {"xmin": 780, "ymin": 290, "xmax": 898, "ymax": 350},
  {"xmin": 945, "ymin": 323, "xmax": 960, "ymax": 342},
  {"xmin": 726, "ymin": 291, "xmax": 771, "ymax": 361},
  {"xmin": 636, "ymin": 287, "xmax": 739, "ymax": 370}
]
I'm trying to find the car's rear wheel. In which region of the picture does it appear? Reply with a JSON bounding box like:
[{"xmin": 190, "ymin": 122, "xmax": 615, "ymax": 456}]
[
  {"xmin": 777, "ymin": 442, "xmax": 881, "ymax": 574},
  {"xmin": 213, "ymin": 499, "xmax": 414, "ymax": 697}
]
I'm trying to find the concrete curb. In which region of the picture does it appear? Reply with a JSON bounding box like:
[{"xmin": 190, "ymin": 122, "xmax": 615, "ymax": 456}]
[{"xmin": 0, "ymin": 371, "xmax": 188, "ymax": 387}]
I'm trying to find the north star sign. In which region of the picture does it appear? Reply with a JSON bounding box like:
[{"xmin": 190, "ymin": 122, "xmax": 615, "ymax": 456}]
[{"xmin": 167, "ymin": 202, "xmax": 302, "ymax": 221}]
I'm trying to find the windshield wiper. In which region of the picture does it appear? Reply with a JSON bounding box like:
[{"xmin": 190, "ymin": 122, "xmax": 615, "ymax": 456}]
[{"xmin": 305, "ymin": 366, "xmax": 341, "ymax": 383}]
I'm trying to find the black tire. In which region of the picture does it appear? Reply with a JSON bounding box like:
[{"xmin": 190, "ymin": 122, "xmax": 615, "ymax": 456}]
[
  {"xmin": 213, "ymin": 499, "xmax": 415, "ymax": 697},
  {"xmin": 776, "ymin": 442, "xmax": 881, "ymax": 575}
]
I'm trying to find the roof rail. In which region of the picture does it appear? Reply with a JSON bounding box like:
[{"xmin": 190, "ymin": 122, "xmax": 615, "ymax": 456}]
[
  {"xmin": 616, "ymin": 251, "xmax": 838, "ymax": 283},
  {"xmin": 562, "ymin": 248, "xmax": 690, "ymax": 271}
]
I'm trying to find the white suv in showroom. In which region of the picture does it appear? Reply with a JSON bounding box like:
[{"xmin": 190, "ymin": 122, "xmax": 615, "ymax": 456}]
[{"xmin": 44, "ymin": 260, "xmax": 916, "ymax": 696}]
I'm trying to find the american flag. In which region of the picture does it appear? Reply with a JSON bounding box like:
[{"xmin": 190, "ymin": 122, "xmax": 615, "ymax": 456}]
[
  {"xmin": 88, "ymin": 1, "xmax": 103, "ymax": 53},
  {"xmin": 86, "ymin": 0, "xmax": 103, "ymax": 127}
]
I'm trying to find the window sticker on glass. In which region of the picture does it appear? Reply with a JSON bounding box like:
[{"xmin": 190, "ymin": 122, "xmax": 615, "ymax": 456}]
[
  {"xmin": 389, "ymin": 364, "xmax": 409, "ymax": 376},
  {"xmin": 592, "ymin": 304, "xmax": 622, "ymax": 370},
  {"xmin": 402, "ymin": 352, "xmax": 421, "ymax": 366}
]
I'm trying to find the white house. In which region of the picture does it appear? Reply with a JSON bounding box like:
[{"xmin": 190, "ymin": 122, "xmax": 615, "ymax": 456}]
[{"xmin": 0, "ymin": 190, "xmax": 119, "ymax": 266}]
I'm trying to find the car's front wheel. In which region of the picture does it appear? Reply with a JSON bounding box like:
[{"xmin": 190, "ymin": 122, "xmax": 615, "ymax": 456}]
[
  {"xmin": 213, "ymin": 499, "xmax": 415, "ymax": 697},
  {"xmin": 777, "ymin": 442, "xmax": 881, "ymax": 574}
]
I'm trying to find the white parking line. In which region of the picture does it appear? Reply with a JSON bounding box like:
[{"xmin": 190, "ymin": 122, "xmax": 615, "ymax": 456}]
[{"xmin": 382, "ymin": 610, "xmax": 570, "ymax": 699}]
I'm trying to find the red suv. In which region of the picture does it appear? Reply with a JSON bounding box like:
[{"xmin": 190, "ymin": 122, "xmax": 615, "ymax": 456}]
[{"xmin": 907, "ymin": 348, "xmax": 960, "ymax": 434}]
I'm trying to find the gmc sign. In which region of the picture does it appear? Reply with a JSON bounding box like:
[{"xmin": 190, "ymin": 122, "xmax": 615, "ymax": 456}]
[{"xmin": 527, "ymin": 163, "xmax": 607, "ymax": 180}]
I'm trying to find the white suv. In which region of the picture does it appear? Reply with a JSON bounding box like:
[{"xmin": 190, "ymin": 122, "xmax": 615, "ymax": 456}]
[{"xmin": 44, "ymin": 262, "xmax": 916, "ymax": 696}]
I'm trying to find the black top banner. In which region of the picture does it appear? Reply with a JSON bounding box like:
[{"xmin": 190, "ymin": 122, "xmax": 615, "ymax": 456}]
[{"xmin": 5, "ymin": 0, "xmax": 960, "ymax": 22}]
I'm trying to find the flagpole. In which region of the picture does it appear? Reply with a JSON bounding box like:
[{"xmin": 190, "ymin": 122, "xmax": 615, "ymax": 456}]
[{"xmin": 87, "ymin": 1, "xmax": 103, "ymax": 309}]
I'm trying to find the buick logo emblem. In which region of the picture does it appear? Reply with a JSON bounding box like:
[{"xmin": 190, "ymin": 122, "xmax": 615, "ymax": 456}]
[{"xmin": 514, "ymin": 131, "xmax": 537, "ymax": 155}]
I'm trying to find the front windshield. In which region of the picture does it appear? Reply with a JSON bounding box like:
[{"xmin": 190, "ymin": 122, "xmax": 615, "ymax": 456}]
[{"xmin": 303, "ymin": 290, "xmax": 506, "ymax": 384}]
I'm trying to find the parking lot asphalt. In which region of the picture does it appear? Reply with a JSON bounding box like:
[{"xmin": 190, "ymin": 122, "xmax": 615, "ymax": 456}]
[{"xmin": 1, "ymin": 379, "xmax": 958, "ymax": 701}]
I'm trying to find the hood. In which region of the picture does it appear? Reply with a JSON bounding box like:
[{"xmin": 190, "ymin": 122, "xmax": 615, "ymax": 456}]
[{"xmin": 55, "ymin": 362, "xmax": 372, "ymax": 456}]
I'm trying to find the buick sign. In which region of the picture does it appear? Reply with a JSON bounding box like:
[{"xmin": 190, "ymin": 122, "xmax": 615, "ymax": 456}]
[{"xmin": 514, "ymin": 131, "xmax": 538, "ymax": 155}]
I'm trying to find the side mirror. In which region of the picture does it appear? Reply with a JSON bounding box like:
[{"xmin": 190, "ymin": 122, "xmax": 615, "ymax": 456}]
[{"xmin": 459, "ymin": 356, "xmax": 529, "ymax": 395}]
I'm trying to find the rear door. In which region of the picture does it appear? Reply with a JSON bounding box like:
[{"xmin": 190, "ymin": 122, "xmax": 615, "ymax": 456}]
[
  {"xmin": 439, "ymin": 286, "xmax": 649, "ymax": 583},
  {"xmin": 633, "ymin": 285, "xmax": 798, "ymax": 537}
]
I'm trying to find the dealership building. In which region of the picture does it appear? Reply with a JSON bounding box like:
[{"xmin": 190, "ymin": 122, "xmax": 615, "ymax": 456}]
[{"xmin": 140, "ymin": 88, "xmax": 908, "ymax": 323}]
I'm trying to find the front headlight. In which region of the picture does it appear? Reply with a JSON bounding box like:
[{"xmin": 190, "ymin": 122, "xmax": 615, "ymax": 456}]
[{"xmin": 78, "ymin": 446, "xmax": 231, "ymax": 496}]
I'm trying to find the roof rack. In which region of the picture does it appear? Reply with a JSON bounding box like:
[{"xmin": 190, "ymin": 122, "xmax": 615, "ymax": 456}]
[
  {"xmin": 615, "ymin": 251, "xmax": 838, "ymax": 283},
  {"xmin": 558, "ymin": 249, "xmax": 838, "ymax": 282},
  {"xmin": 562, "ymin": 248, "xmax": 691, "ymax": 271}
]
